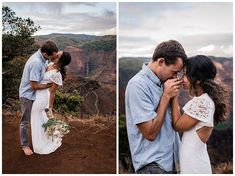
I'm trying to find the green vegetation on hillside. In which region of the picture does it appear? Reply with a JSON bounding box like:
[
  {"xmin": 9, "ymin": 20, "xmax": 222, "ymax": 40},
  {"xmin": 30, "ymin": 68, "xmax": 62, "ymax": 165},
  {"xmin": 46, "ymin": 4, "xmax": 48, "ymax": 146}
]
[
  {"xmin": 34, "ymin": 33, "xmax": 116, "ymax": 51},
  {"xmin": 3, "ymin": 56, "xmax": 27, "ymax": 103},
  {"xmin": 119, "ymin": 57, "xmax": 150, "ymax": 89},
  {"xmin": 80, "ymin": 36, "xmax": 116, "ymax": 52},
  {"xmin": 54, "ymin": 91, "xmax": 84, "ymax": 116}
]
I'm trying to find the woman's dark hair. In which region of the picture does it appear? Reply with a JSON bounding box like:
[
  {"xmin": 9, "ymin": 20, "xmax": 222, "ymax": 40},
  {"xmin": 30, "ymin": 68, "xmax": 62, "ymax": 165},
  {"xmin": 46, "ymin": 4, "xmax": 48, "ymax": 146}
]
[
  {"xmin": 41, "ymin": 40, "xmax": 58, "ymax": 56},
  {"xmin": 152, "ymin": 40, "xmax": 187, "ymax": 65},
  {"xmin": 58, "ymin": 51, "xmax": 71, "ymax": 81},
  {"xmin": 185, "ymin": 55, "xmax": 229, "ymax": 125}
]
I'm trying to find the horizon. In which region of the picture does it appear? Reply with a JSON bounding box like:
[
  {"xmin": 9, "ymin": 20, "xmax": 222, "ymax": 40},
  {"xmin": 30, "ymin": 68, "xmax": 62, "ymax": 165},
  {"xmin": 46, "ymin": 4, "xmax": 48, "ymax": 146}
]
[
  {"xmin": 3, "ymin": 2, "xmax": 116, "ymax": 36},
  {"xmin": 34, "ymin": 32, "xmax": 116, "ymax": 37}
]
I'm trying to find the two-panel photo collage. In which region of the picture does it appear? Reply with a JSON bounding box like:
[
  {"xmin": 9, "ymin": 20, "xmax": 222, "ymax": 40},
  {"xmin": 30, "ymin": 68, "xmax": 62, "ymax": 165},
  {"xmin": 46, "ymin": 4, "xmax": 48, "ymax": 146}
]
[{"xmin": 2, "ymin": 1, "xmax": 233, "ymax": 174}]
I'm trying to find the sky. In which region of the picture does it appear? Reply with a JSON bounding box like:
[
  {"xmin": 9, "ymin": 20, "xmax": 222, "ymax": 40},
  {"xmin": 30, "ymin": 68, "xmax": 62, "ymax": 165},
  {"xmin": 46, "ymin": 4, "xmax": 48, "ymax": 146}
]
[
  {"xmin": 3, "ymin": 2, "xmax": 116, "ymax": 36},
  {"xmin": 119, "ymin": 2, "xmax": 233, "ymax": 58}
]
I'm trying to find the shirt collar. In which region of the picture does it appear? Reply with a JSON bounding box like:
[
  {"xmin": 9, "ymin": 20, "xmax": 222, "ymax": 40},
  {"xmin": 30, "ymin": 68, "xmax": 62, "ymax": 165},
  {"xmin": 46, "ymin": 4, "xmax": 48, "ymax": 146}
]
[
  {"xmin": 142, "ymin": 62, "xmax": 162, "ymax": 87},
  {"xmin": 38, "ymin": 49, "xmax": 47, "ymax": 63}
]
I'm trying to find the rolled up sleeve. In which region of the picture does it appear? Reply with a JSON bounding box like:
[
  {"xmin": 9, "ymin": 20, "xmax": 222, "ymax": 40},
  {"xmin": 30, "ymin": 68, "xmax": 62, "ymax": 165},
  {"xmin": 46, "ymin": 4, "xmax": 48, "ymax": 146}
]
[{"xmin": 127, "ymin": 82, "xmax": 157, "ymax": 125}]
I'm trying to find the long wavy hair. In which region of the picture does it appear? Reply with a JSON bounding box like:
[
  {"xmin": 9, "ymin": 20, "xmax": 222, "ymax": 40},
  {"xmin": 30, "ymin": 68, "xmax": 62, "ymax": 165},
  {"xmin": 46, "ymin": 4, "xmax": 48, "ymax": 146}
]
[
  {"xmin": 185, "ymin": 55, "xmax": 229, "ymax": 125},
  {"xmin": 58, "ymin": 51, "xmax": 71, "ymax": 81}
]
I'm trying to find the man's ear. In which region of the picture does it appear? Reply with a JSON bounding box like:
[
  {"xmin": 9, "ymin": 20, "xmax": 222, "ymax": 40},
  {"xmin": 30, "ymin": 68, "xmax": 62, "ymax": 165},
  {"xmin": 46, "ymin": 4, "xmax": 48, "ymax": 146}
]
[
  {"xmin": 43, "ymin": 53, "xmax": 50, "ymax": 60},
  {"xmin": 42, "ymin": 53, "xmax": 47, "ymax": 57},
  {"xmin": 158, "ymin": 58, "xmax": 165, "ymax": 66}
]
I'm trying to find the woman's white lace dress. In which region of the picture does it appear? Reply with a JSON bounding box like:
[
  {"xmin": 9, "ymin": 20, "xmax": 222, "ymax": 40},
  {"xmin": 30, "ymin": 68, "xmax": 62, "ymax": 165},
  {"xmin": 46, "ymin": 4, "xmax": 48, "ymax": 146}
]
[
  {"xmin": 31, "ymin": 69, "xmax": 62, "ymax": 154},
  {"xmin": 180, "ymin": 93, "xmax": 215, "ymax": 174}
]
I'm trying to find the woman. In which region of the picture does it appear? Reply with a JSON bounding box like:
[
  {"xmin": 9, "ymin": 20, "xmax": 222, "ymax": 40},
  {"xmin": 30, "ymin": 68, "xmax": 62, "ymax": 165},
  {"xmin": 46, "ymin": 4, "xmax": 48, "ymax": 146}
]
[
  {"xmin": 31, "ymin": 51, "xmax": 71, "ymax": 154},
  {"xmin": 171, "ymin": 55, "xmax": 229, "ymax": 173}
]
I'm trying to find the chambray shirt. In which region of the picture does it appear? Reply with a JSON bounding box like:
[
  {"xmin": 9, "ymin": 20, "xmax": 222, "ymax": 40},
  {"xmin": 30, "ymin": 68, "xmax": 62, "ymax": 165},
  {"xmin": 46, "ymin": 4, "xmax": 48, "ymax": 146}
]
[
  {"xmin": 19, "ymin": 50, "xmax": 48, "ymax": 100},
  {"xmin": 125, "ymin": 63, "xmax": 180, "ymax": 172}
]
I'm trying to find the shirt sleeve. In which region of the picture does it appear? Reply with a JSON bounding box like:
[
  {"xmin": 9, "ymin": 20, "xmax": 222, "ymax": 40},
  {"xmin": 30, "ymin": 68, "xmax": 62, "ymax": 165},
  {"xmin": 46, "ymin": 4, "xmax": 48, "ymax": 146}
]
[
  {"xmin": 182, "ymin": 96, "xmax": 214, "ymax": 123},
  {"xmin": 49, "ymin": 72, "xmax": 63, "ymax": 86},
  {"xmin": 126, "ymin": 82, "xmax": 158, "ymax": 125},
  {"xmin": 29, "ymin": 62, "xmax": 42, "ymax": 82}
]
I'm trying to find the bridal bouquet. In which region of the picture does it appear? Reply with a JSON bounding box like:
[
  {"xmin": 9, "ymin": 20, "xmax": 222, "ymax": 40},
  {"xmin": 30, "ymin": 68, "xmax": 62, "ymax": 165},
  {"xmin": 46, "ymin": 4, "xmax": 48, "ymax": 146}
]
[{"xmin": 42, "ymin": 118, "xmax": 70, "ymax": 140}]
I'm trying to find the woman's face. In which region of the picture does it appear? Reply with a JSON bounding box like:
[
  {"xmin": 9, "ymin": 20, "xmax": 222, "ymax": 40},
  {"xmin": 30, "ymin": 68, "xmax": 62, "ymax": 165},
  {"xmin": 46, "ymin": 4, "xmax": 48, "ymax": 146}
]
[
  {"xmin": 182, "ymin": 68, "xmax": 191, "ymax": 90},
  {"xmin": 52, "ymin": 51, "xmax": 63, "ymax": 64}
]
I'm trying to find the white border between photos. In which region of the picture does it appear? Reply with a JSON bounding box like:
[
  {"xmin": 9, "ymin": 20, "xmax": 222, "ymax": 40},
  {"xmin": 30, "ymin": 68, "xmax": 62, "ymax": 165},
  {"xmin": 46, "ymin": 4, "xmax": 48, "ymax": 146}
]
[{"xmin": 116, "ymin": 0, "xmax": 119, "ymax": 175}]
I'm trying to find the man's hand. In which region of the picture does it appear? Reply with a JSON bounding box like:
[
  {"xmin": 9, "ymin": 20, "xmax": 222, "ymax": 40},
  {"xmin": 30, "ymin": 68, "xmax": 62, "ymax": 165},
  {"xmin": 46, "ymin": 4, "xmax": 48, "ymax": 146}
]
[
  {"xmin": 47, "ymin": 83, "xmax": 53, "ymax": 88},
  {"xmin": 163, "ymin": 78, "xmax": 183, "ymax": 99},
  {"xmin": 31, "ymin": 81, "xmax": 53, "ymax": 90}
]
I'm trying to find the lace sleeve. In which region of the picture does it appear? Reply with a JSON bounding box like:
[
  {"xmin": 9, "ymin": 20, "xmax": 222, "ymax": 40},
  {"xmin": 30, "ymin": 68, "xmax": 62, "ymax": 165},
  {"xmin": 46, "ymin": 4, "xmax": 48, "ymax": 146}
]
[
  {"xmin": 182, "ymin": 96, "xmax": 214, "ymax": 123},
  {"xmin": 49, "ymin": 72, "xmax": 63, "ymax": 86}
]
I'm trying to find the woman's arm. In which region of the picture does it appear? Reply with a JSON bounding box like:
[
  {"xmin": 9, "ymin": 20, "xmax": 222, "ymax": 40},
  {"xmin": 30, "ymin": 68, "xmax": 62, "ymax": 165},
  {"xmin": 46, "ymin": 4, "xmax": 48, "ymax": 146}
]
[
  {"xmin": 49, "ymin": 82, "xmax": 59, "ymax": 110},
  {"xmin": 171, "ymin": 96, "xmax": 199, "ymax": 132}
]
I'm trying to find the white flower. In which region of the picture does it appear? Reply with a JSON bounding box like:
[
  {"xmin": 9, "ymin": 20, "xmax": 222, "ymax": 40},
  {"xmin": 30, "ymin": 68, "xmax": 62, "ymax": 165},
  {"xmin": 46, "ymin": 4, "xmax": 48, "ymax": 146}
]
[{"xmin": 42, "ymin": 118, "xmax": 70, "ymax": 141}]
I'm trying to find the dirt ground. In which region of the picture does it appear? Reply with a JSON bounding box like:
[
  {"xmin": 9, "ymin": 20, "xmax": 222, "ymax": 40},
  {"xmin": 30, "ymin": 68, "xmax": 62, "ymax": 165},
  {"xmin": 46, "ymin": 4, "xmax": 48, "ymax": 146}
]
[{"xmin": 2, "ymin": 111, "xmax": 116, "ymax": 174}]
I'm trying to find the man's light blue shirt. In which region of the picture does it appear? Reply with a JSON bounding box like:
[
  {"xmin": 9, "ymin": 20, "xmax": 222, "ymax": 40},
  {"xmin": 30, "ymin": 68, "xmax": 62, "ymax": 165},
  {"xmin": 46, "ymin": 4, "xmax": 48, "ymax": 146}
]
[
  {"xmin": 19, "ymin": 50, "xmax": 47, "ymax": 100},
  {"xmin": 125, "ymin": 63, "xmax": 180, "ymax": 172}
]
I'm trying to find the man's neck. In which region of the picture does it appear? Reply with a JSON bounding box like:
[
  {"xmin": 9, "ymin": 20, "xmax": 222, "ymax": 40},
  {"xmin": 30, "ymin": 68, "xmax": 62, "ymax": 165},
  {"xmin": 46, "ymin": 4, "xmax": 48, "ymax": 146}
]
[{"xmin": 148, "ymin": 61, "xmax": 160, "ymax": 78}]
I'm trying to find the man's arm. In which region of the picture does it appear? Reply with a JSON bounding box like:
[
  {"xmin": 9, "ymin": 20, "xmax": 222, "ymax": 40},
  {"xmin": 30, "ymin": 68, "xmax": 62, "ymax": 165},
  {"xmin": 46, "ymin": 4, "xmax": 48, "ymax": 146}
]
[
  {"xmin": 30, "ymin": 81, "xmax": 52, "ymax": 90},
  {"xmin": 137, "ymin": 78, "xmax": 182, "ymax": 141},
  {"xmin": 137, "ymin": 94, "xmax": 170, "ymax": 141}
]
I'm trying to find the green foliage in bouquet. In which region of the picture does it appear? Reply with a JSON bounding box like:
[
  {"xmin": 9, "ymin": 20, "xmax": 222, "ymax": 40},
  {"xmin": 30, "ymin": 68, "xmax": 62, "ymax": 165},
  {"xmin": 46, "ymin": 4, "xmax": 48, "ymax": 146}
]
[
  {"xmin": 42, "ymin": 118, "xmax": 70, "ymax": 132},
  {"xmin": 42, "ymin": 118, "xmax": 70, "ymax": 140},
  {"xmin": 54, "ymin": 91, "xmax": 84, "ymax": 115}
]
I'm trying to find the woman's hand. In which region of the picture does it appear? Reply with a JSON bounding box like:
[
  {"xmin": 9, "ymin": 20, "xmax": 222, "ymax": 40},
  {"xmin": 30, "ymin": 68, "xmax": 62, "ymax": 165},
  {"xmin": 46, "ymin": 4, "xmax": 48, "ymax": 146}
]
[
  {"xmin": 45, "ymin": 108, "xmax": 53, "ymax": 118},
  {"xmin": 163, "ymin": 78, "xmax": 182, "ymax": 99}
]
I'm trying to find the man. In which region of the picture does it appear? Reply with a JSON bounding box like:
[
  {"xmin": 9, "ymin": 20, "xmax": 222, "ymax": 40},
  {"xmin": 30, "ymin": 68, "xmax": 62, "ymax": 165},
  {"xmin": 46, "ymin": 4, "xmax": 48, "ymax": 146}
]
[
  {"xmin": 19, "ymin": 41, "xmax": 58, "ymax": 155},
  {"xmin": 125, "ymin": 40, "xmax": 187, "ymax": 173}
]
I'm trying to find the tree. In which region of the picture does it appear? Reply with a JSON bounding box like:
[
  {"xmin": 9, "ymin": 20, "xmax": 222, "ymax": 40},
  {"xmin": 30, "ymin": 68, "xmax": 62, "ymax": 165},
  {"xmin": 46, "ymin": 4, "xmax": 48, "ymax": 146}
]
[{"xmin": 2, "ymin": 6, "xmax": 41, "ymax": 60}]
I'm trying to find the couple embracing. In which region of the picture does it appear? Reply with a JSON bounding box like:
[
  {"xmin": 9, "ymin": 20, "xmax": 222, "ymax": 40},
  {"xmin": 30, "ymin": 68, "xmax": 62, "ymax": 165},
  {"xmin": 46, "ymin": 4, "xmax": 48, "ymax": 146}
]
[
  {"xmin": 125, "ymin": 40, "xmax": 228, "ymax": 174},
  {"xmin": 19, "ymin": 41, "xmax": 71, "ymax": 156}
]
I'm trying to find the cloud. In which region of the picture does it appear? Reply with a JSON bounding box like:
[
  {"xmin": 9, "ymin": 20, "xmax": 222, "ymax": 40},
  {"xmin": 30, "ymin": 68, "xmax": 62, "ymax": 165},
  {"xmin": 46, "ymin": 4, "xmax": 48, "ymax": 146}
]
[
  {"xmin": 178, "ymin": 33, "xmax": 233, "ymax": 57},
  {"xmin": 104, "ymin": 9, "xmax": 115, "ymax": 17},
  {"xmin": 119, "ymin": 2, "xmax": 233, "ymax": 57},
  {"xmin": 3, "ymin": 2, "xmax": 116, "ymax": 36},
  {"xmin": 95, "ymin": 27, "xmax": 116, "ymax": 36},
  {"xmin": 198, "ymin": 45, "xmax": 215, "ymax": 52}
]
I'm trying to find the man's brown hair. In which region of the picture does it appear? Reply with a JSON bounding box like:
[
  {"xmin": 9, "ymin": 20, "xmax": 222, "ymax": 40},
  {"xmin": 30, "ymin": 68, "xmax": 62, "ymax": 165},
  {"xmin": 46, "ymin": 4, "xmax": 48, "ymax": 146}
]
[
  {"xmin": 152, "ymin": 40, "xmax": 187, "ymax": 65},
  {"xmin": 40, "ymin": 40, "xmax": 58, "ymax": 56}
]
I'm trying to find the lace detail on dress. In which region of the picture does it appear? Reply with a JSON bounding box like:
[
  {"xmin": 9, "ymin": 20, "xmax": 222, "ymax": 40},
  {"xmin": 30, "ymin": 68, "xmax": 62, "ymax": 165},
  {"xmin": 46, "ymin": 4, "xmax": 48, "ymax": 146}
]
[
  {"xmin": 49, "ymin": 72, "xmax": 62, "ymax": 86},
  {"xmin": 183, "ymin": 94, "xmax": 214, "ymax": 123}
]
